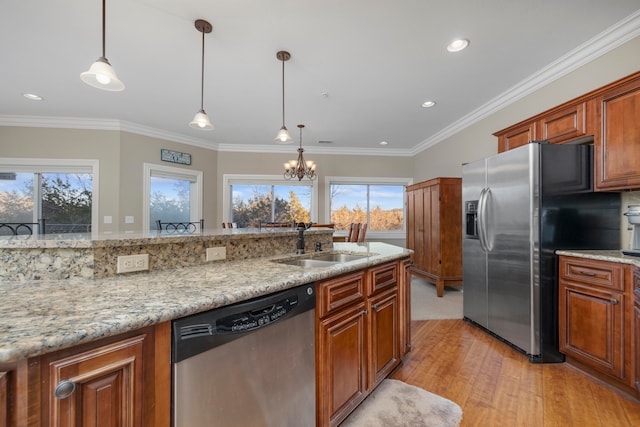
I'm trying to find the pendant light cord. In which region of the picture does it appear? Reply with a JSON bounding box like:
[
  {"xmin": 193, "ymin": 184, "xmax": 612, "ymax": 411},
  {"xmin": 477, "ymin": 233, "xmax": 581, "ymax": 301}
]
[
  {"xmin": 200, "ymin": 30, "xmax": 205, "ymax": 110},
  {"xmin": 281, "ymin": 59, "xmax": 286, "ymax": 127},
  {"xmin": 101, "ymin": 0, "xmax": 106, "ymax": 58}
]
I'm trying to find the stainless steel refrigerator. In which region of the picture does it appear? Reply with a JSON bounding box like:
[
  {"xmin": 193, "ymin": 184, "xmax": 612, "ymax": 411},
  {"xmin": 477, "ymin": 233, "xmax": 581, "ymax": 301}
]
[{"xmin": 462, "ymin": 142, "xmax": 619, "ymax": 362}]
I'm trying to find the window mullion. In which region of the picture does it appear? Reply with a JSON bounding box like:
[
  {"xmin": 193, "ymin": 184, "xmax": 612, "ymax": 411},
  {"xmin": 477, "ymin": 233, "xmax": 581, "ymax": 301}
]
[{"xmin": 34, "ymin": 173, "xmax": 42, "ymax": 223}]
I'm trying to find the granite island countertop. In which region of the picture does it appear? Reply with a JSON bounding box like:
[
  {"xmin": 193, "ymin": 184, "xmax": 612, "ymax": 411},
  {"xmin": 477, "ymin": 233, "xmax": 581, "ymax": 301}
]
[
  {"xmin": 0, "ymin": 242, "xmax": 411, "ymax": 363},
  {"xmin": 556, "ymin": 249, "xmax": 640, "ymax": 268}
]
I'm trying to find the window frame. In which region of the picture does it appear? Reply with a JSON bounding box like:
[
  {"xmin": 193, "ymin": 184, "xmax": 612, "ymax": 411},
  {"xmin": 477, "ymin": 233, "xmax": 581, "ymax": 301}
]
[
  {"xmin": 223, "ymin": 174, "xmax": 319, "ymax": 225},
  {"xmin": 0, "ymin": 157, "xmax": 99, "ymax": 234},
  {"xmin": 325, "ymin": 176, "xmax": 412, "ymax": 240},
  {"xmin": 143, "ymin": 163, "xmax": 203, "ymax": 232}
]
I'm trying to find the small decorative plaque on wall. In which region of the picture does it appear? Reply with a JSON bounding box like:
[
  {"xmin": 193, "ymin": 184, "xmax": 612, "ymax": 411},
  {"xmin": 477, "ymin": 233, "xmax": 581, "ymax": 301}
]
[{"xmin": 161, "ymin": 149, "xmax": 191, "ymax": 165}]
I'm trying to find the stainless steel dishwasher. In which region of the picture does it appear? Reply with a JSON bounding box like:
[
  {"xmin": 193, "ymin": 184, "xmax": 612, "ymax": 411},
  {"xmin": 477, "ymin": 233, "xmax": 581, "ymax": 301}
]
[{"xmin": 172, "ymin": 283, "xmax": 316, "ymax": 427}]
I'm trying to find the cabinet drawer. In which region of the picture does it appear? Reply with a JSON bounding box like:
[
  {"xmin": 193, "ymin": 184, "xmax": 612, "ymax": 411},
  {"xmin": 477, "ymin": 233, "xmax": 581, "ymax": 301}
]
[
  {"xmin": 560, "ymin": 257, "xmax": 624, "ymax": 291},
  {"xmin": 317, "ymin": 271, "xmax": 365, "ymax": 318},
  {"xmin": 368, "ymin": 262, "xmax": 398, "ymax": 296}
]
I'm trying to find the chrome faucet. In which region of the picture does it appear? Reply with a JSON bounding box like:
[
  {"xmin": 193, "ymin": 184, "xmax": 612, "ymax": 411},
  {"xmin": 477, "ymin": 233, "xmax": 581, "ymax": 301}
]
[{"xmin": 296, "ymin": 222, "xmax": 313, "ymax": 254}]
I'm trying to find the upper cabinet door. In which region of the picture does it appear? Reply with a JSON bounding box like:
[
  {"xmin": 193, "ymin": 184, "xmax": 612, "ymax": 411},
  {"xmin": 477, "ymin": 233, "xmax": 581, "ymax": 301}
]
[
  {"xmin": 595, "ymin": 75, "xmax": 640, "ymax": 191},
  {"xmin": 496, "ymin": 122, "xmax": 536, "ymax": 153},
  {"xmin": 536, "ymin": 101, "xmax": 592, "ymax": 144}
]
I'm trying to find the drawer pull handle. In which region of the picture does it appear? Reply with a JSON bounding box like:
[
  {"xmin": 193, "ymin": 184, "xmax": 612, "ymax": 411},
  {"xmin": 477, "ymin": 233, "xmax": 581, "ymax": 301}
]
[
  {"xmin": 54, "ymin": 380, "xmax": 76, "ymax": 399},
  {"xmin": 610, "ymin": 298, "xmax": 619, "ymax": 305},
  {"xmin": 578, "ymin": 270, "xmax": 596, "ymax": 276}
]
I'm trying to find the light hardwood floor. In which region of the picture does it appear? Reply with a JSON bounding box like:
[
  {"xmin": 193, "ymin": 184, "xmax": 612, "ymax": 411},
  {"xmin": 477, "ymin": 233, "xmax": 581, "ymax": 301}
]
[{"xmin": 391, "ymin": 320, "xmax": 640, "ymax": 427}]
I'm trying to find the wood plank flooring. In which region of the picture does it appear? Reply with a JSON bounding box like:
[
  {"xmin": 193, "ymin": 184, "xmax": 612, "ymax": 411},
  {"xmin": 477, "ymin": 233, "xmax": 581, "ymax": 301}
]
[{"xmin": 391, "ymin": 320, "xmax": 640, "ymax": 426}]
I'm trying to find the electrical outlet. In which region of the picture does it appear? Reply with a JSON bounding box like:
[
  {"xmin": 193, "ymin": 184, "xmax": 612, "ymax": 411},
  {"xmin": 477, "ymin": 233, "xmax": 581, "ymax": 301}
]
[
  {"xmin": 206, "ymin": 247, "xmax": 226, "ymax": 261},
  {"xmin": 117, "ymin": 254, "xmax": 149, "ymax": 273}
]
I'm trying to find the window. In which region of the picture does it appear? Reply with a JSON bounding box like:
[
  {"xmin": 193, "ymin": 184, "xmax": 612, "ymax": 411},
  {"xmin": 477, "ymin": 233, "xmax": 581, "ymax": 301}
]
[
  {"xmin": 326, "ymin": 177, "xmax": 411, "ymax": 238},
  {"xmin": 223, "ymin": 175, "xmax": 318, "ymax": 228},
  {"xmin": 0, "ymin": 158, "xmax": 98, "ymax": 234},
  {"xmin": 143, "ymin": 163, "xmax": 202, "ymax": 231}
]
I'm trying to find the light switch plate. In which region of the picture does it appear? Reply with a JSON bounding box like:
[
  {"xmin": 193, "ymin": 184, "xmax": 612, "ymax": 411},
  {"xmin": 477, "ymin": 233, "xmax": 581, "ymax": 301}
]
[
  {"xmin": 117, "ymin": 254, "xmax": 149, "ymax": 273},
  {"xmin": 206, "ymin": 247, "xmax": 226, "ymax": 261}
]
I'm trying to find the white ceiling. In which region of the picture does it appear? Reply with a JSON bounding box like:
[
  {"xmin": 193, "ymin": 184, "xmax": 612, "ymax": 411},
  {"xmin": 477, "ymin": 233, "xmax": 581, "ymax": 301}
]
[{"xmin": 1, "ymin": 1, "xmax": 640, "ymax": 156}]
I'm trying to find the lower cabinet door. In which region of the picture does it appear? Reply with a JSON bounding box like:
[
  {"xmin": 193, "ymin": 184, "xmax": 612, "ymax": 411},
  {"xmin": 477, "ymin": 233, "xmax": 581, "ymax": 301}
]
[
  {"xmin": 317, "ymin": 302, "xmax": 368, "ymax": 427},
  {"xmin": 1, "ymin": 371, "xmax": 7, "ymax": 427},
  {"xmin": 560, "ymin": 283, "xmax": 625, "ymax": 380},
  {"xmin": 47, "ymin": 334, "xmax": 146, "ymax": 427},
  {"xmin": 369, "ymin": 288, "xmax": 399, "ymax": 389}
]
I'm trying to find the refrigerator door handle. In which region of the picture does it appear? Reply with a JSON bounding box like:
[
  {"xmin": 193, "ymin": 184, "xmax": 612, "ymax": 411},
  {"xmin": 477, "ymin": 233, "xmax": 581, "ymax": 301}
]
[{"xmin": 478, "ymin": 187, "xmax": 492, "ymax": 252}]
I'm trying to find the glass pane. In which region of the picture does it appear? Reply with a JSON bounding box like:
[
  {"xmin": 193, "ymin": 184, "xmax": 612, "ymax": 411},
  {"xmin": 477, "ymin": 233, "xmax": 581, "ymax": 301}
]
[
  {"xmin": 0, "ymin": 172, "xmax": 34, "ymax": 222},
  {"xmin": 231, "ymin": 185, "xmax": 273, "ymax": 228},
  {"xmin": 274, "ymin": 185, "xmax": 311, "ymax": 224},
  {"xmin": 330, "ymin": 184, "xmax": 367, "ymax": 230},
  {"xmin": 0, "ymin": 172, "xmax": 35, "ymax": 235},
  {"xmin": 41, "ymin": 173, "xmax": 92, "ymax": 233},
  {"xmin": 369, "ymin": 185, "xmax": 404, "ymax": 231},
  {"xmin": 150, "ymin": 176, "xmax": 190, "ymax": 230}
]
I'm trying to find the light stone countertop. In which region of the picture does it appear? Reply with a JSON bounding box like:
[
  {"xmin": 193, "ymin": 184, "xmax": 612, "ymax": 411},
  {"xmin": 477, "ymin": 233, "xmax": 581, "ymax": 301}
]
[
  {"xmin": 555, "ymin": 249, "xmax": 640, "ymax": 268},
  {"xmin": 0, "ymin": 242, "xmax": 411, "ymax": 363},
  {"xmin": 0, "ymin": 227, "xmax": 315, "ymax": 249}
]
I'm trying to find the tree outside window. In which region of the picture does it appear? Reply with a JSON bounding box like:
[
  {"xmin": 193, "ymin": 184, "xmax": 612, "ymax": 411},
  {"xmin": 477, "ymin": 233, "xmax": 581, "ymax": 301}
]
[
  {"xmin": 330, "ymin": 183, "xmax": 404, "ymax": 231},
  {"xmin": 231, "ymin": 184, "xmax": 311, "ymax": 228}
]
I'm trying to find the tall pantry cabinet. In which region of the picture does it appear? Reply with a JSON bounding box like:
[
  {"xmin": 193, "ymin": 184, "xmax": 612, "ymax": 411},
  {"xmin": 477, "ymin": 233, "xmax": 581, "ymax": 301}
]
[{"xmin": 406, "ymin": 178, "xmax": 463, "ymax": 297}]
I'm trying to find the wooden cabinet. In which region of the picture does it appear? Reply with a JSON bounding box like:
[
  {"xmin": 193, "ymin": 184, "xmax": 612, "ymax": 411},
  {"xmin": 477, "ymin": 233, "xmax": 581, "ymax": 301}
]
[
  {"xmin": 634, "ymin": 269, "xmax": 640, "ymax": 392},
  {"xmin": 406, "ymin": 178, "xmax": 462, "ymax": 297},
  {"xmin": 398, "ymin": 259, "xmax": 412, "ymax": 357},
  {"xmin": 316, "ymin": 260, "xmax": 404, "ymax": 427},
  {"xmin": 1, "ymin": 323, "xmax": 171, "ymax": 427},
  {"xmin": 594, "ymin": 74, "xmax": 640, "ymax": 191},
  {"xmin": 497, "ymin": 121, "xmax": 536, "ymax": 152},
  {"xmin": 1, "ymin": 371, "xmax": 7, "ymax": 427},
  {"xmin": 559, "ymin": 256, "xmax": 636, "ymax": 394},
  {"xmin": 536, "ymin": 101, "xmax": 592, "ymax": 144}
]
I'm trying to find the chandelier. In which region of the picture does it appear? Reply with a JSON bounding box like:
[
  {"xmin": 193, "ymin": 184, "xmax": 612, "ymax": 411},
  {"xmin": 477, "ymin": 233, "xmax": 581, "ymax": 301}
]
[{"xmin": 284, "ymin": 125, "xmax": 317, "ymax": 181}]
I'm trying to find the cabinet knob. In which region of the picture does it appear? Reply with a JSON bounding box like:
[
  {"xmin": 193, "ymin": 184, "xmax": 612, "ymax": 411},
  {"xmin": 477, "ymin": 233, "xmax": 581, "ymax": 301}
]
[
  {"xmin": 53, "ymin": 380, "xmax": 76, "ymax": 399},
  {"xmin": 610, "ymin": 298, "xmax": 619, "ymax": 305},
  {"xmin": 363, "ymin": 309, "xmax": 369, "ymax": 315},
  {"xmin": 372, "ymin": 304, "xmax": 378, "ymax": 311}
]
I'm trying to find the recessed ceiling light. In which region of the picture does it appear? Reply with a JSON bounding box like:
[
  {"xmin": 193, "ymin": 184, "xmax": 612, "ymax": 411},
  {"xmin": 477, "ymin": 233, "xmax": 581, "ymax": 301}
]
[
  {"xmin": 22, "ymin": 93, "xmax": 43, "ymax": 101},
  {"xmin": 447, "ymin": 39, "xmax": 469, "ymax": 52},
  {"xmin": 421, "ymin": 101, "xmax": 436, "ymax": 108},
  {"xmin": 379, "ymin": 141, "xmax": 388, "ymax": 145}
]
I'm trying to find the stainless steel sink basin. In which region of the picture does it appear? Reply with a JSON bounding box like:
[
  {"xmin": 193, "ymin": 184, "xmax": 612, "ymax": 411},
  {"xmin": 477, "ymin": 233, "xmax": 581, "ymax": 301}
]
[
  {"xmin": 274, "ymin": 253, "xmax": 369, "ymax": 268},
  {"xmin": 311, "ymin": 253, "xmax": 368, "ymax": 263},
  {"xmin": 278, "ymin": 259, "xmax": 336, "ymax": 268}
]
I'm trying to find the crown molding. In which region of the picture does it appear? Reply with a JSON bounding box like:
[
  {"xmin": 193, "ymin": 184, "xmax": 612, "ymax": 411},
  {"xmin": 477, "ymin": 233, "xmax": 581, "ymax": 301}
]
[
  {"xmin": 411, "ymin": 9, "xmax": 640, "ymax": 156},
  {"xmin": 0, "ymin": 115, "xmax": 220, "ymax": 151},
  {"xmin": 215, "ymin": 143, "xmax": 413, "ymax": 157}
]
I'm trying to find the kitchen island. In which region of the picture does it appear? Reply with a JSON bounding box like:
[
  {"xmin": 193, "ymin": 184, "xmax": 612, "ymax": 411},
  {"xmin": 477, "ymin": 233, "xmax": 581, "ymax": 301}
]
[{"xmin": 0, "ymin": 229, "xmax": 411, "ymax": 426}]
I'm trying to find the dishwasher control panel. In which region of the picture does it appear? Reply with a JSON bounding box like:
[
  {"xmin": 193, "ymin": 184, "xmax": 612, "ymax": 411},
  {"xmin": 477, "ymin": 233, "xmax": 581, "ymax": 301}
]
[{"xmin": 218, "ymin": 296, "xmax": 298, "ymax": 333}]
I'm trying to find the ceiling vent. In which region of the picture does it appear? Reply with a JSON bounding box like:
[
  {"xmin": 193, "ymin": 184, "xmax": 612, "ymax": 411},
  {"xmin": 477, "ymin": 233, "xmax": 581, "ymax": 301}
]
[{"xmin": 318, "ymin": 140, "xmax": 334, "ymax": 144}]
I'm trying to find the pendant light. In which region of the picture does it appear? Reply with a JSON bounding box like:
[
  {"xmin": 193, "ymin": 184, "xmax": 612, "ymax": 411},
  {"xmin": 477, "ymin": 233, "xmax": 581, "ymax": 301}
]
[
  {"xmin": 274, "ymin": 51, "xmax": 293, "ymax": 143},
  {"xmin": 284, "ymin": 125, "xmax": 317, "ymax": 181},
  {"xmin": 80, "ymin": 0, "xmax": 124, "ymax": 91},
  {"xmin": 189, "ymin": 19, "xmax": 214, "ymax": 130}
]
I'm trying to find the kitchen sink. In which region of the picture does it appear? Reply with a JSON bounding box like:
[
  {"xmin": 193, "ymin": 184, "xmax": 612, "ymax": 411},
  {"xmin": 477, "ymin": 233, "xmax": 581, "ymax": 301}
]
[
  {"xmin": 274, "ymin": 252, "xmax": 370, "ymax": 268},
  {"xmin": 311, "ymin": 253, "xmax": 368, "ymax": 263}
]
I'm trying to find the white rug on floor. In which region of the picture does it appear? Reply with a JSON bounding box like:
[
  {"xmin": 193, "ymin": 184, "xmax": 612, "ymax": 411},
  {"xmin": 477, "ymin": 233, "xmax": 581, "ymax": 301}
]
[
  {"xmin": 340, "ymin": 379, "xmax": 463, "ymax": 427},
  {"xmin": 411, "ymin": 276, "xmax": 463, "ymax": 320}
]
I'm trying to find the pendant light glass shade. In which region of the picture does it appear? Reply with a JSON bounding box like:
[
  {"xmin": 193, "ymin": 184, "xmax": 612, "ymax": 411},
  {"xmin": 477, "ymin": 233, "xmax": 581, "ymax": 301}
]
[
  {"xmin": 81, "ymin": 0, "xmax": 124, "ymax": 91},
  {"xmin": 275, "ymin": 126, "xmax": 292, "ymax": 143},
  {"xmin": 274, "ymin": 51, "xmax": 293, "ymax": 144},
  {"xmin": 190, "ymin": 109, "xmax": 214, "ymax": 130},
  {"xmin": 81, "ymin": 57, "xmax": 124, "ymax": 91},
  {"xmin": 190, "ymin": 19, "xmax": 214, "ymax": 131}
]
